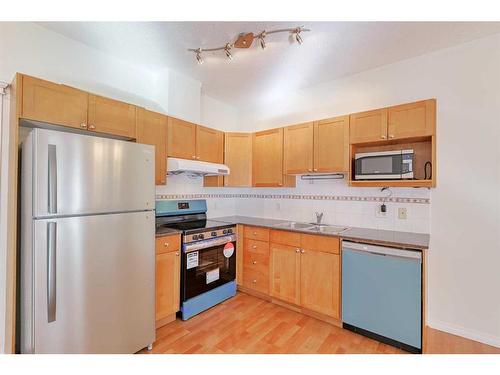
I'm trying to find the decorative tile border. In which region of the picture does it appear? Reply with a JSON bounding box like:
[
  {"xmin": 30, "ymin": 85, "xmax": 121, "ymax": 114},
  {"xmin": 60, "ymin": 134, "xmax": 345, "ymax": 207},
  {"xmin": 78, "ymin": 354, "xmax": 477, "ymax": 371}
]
[{"xmin": 155, "ymin": 193, "xmax": 429, "ymax": 204}]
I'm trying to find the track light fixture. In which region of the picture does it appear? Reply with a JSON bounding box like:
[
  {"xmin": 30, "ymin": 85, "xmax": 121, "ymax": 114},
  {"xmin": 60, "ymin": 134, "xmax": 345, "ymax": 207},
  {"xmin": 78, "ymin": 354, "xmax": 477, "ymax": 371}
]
[
  {"xmin": 224, "ymin": 43, "xmax": 233, "ymax": 60},
  {"xmin": 258, "ymin": 31, "xmax": 266, "ymax": 50},
  {"xmin": 195, "ymin": 48, "xmax": 203, "ymax": 64},
  {"xmin": 188, "ymin": 25, "xmax": 310, "ymax": 64}
]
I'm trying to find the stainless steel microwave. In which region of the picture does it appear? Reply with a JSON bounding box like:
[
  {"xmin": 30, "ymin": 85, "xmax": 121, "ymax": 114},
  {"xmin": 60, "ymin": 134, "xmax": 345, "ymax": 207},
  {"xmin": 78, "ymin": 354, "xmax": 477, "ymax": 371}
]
[{"xmin": 354, "ymin": 150, "xmax": 414, "ymax": 180}]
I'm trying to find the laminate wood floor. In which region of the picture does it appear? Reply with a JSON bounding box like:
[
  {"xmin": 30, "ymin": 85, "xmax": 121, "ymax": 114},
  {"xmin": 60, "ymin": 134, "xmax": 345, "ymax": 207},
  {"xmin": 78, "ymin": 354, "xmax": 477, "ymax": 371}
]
[{"xmin": 140, "ymin": 292, "xmax": 405, "ymax": 354}]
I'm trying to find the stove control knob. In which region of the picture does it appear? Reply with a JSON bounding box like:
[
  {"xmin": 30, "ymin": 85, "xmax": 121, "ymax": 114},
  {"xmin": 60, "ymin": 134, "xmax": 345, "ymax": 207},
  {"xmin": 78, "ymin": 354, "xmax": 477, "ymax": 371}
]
[
  {"xmin": 222, "ymin": 229, "xmax": 228, "ymax": 234},
  {"xmin": 199, "ymin": 233, "xmax": 205, "ymax": 239},
  {"xmin": 211, "ymin": 231, "xmax": 217, "ymax": 237},
  {"xmin": 227, "ymin": 228, "xmax": 233, "ymax": 234},
  {"xmin": 192, "ymin": 234, "xmax": 198, "ymax": 241}
]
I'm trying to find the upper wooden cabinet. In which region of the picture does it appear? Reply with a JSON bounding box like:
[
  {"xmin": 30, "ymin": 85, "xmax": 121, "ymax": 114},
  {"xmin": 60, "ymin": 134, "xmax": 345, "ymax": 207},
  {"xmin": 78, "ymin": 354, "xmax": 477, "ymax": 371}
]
[
  {"xmin": 196, "ymin": 125, "xmax": 224, "ymax": 163},
  {"xmin": 283, "ymin": 122, "xmax": 314, "ymax": 174},
  {"xmin": 350, "ymin": 99, "xmax": 436, "ymax": 144},
  {"xmin": 388, "ymin": 99, "xmax": 436, "ymax": 140},
  {"xmin": 253, "ymin": 128, "xmax": 295, "ymax": 187},
  {"xmin": 283, "ymin": 117, "xmax": 349, "ymax": 174},
  {"xmin": 224, "ymin": 132, "xmax": 252, "ymax": 187},
  {"xmin": 21, "ymin": 75, "xmax": 89, "ymax": 129},
  {"xmin": 350, "ymin": 108, "xmax": 388, "ymax": 144},
  {"xmin": 88, "ymin": 94, "xmax": 136, "ymax": 139},
  {"xmin": 314, "ymin": 116, "xmax": 350, "ymax": 173},
  {"xmin": 19, "ymin": 74, "xmax": 137, "ymax": 139},
  {"xmin": 167, "ymin": 117, "xmax": 197, "ymax": 159},
  {"xmin": 136, "ymin": 108, "xmax": 168, "ymax": 185}
]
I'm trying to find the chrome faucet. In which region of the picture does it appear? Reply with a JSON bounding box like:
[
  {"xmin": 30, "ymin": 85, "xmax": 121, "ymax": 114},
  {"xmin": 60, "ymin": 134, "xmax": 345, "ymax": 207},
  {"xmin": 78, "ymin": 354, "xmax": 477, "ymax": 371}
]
[{"xmin": 315, "ymin": 212, "xmax": 324, "ymax": 225}]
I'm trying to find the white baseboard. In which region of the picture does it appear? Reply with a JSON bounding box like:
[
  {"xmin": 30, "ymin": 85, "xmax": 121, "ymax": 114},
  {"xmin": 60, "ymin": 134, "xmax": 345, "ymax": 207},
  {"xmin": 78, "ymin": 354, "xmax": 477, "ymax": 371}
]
[{"xmin": 427, "ymin": 319, "xmax": 500, "ymax": 348}]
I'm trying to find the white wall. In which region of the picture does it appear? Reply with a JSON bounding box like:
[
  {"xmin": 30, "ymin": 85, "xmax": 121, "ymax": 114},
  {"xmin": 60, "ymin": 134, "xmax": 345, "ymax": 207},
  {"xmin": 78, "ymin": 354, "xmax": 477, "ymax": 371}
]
[{"xmin": 234, "ymin": 34, "xmax": 500, "ymax": 347}]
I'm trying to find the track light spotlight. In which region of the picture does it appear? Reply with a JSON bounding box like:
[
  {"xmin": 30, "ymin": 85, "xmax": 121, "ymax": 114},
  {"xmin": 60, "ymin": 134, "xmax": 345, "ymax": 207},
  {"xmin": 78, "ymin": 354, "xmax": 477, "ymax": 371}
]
[
  {"xmin": 258, "ymin": 31, "xmax": 266, "ymax": 49},
  {"xmin": 225, "ymin": 44, "xmax": 233, "ymax": 60},
  {"xmin": 195, "ymin": 49, "xmax": 203, "ymax": 64},
  {"xmin": 294, "ymin": 27, "xmax": 304, "ymax": 44}
]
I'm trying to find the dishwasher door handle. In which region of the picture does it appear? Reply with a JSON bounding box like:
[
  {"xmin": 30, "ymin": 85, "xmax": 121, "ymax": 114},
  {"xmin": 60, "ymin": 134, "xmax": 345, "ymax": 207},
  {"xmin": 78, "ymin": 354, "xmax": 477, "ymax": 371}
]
[{"xmin": 342, "ymin": 241, "xmax": 422, "ymax": 261}]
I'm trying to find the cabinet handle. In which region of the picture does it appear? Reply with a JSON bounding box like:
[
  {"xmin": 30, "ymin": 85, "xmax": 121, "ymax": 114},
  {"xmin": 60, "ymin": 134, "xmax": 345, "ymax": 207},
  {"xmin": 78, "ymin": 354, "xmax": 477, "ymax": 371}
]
[
  {"xmin": 196, "ymin": 156, "xmax": 200, "ymax": 160},
  {"xmin": 301, "ymin": 249, "xmax": 305, "ymax": 254},
  {"xmin": 80, "ymin": 123, "xmax": 87, "ymax": 129},
  {"xmin": 252, "ymin": 279, "xmax": 257, "ymax": 283},
  {"xmin": 192, "ymin": 156, "xmax": 196, "ymax": 159},
  {"xmin": 253, "ymin": 232, "xmax": 257, "ymax": 236},
  {"xmin": 164, "ymin": 242, "xmax": 169, "ymax": 247},
  {"xmin": 381, "ymin": 135, "xmax": 387, "ymax": 139},
  {"xmin": 252, "ymin": 260, "xmax": 257, "ymax": 265},
  {"xmin": 389, "ymin": 134, "xmax": 394, "ymax": 139},
  {"xmin": 313, "ymin": 168, "xmax": 318, "ymax": 172},
  {"xmin": 308, "ymin": 169, "xmax": 312, "ymax": 172},
  {"xmin": 278, "ymin": 183, "xmax": 283, "ymax": 186},
  {"xmin": 89, "ymin": 124, "xmax": 96, "ymax": 130},
  {"xmin": 295, "ymin": 248, "xmax": 300, "ymax": 253},
  {"xmin": 252, "ymin": 245, "xmax": 257, "ymax": 249},
  {"xmin": 175, "ymin": 252, "xmax": 179, "ymax": 256}
]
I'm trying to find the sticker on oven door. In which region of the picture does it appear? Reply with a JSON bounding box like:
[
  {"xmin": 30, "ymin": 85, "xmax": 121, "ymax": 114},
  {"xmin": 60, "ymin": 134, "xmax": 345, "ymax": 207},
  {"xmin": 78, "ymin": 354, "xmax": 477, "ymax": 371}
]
[
  {"xmin": 186, "ymin": 251, "xmax": 199, "ymax": 269},
  {"xmin": 223, "ymin": 243, "xmax": 234, "ymax": 258},
  {"xmin": 206, "ymin": 268, "xmax": 220, "ymax": 284}
]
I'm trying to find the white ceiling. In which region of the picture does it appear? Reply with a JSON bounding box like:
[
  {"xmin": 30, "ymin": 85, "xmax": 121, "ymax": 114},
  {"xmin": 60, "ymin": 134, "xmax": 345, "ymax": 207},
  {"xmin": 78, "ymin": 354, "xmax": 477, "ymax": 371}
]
[{"xmin": 38, "ymin": 22, "xmax": 500, "ymax": 108}]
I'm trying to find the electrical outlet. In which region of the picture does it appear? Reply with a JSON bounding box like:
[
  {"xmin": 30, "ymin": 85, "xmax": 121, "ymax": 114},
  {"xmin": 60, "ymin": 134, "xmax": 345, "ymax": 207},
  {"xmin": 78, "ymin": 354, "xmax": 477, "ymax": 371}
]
[
  {"xmin": 375, "ymin": 205, "xmax": 387, "ymax": 218},
  {"xmin": 398, "ymin": 207, "xmax": 408, "ymax": 220}
]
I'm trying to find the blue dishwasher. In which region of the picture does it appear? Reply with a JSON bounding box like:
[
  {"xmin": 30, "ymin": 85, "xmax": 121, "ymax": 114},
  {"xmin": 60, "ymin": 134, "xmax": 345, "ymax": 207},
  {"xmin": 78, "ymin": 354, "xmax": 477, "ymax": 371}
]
[{"xmin": 342, "ymin": 241, "xmax": 422, "ymax": 353}]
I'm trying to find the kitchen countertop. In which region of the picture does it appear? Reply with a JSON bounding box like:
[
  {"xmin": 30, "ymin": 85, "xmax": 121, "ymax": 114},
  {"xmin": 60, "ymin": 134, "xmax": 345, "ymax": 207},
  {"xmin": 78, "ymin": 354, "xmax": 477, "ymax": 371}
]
[
  {"xmin": 155, "ymin": 227, "xmax": 183, "ymax": 237},
  {"xmin": 211, "ymin": 215, "xmax": 429, "ymax": 250}
]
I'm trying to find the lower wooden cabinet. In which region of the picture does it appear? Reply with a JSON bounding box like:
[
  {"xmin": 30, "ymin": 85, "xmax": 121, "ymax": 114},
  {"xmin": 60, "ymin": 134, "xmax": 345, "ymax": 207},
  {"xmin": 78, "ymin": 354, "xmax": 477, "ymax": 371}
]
[
  {"xmin": 269, "ymin": 243, "xmax": 301, "ymax": 305},
  {"xmin": 299, "ymin": 249, "xmax": 340, "ymax": 319},
  {"xmin": 155, "ymin": 234, "xmax": 181, "ymax": 327},
  {"xmin": 239, "ymin": 226, "xmax": 341, "ymax": 320}
]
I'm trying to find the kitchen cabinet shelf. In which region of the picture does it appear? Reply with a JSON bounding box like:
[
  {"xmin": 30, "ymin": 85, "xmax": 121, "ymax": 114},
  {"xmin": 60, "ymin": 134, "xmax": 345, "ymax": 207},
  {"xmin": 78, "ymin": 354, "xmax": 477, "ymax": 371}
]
[{"xmin": 348, "ymin": 179, "xmax": 433, "ymax": 188}]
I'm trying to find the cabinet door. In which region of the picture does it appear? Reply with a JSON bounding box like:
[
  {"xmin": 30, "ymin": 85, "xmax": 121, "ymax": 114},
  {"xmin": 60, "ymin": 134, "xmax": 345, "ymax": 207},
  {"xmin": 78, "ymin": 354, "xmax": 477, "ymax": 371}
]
[
  {"xmin": 350, "ymin": 108, "xmax": 388, "ymax": 144},
  {"xmin": 270, "ymin": 243, "xmax": 300, "ymax": 305},
  {"xmin": 313, "ymin": 116, "xmax": 349, "ymax": 172},
  {"xmin": 224, "ymin": 132, "xmax": 252, "ymax": 187},
  {"xmin": 300, "ymin": 249, "xmax": 340, "ymax": 319},
  {"xmin": 167, "ymin": 117, "xmax": 196, "ymax": 160},
  {"xmin": 283, "ymin": 122, "xmax": 314, "ymax": 174},
  {"xmin": 21, "ymin": 75, "xmax": 88, "ymax": 129},
  {"xmin": 388, "ymin": 99, "xmax": 436, "ymax": 140},
  {"xmin": 155, "ymin": 251, "xmax": 180, "ymax": 321},
  {"xmin": 88, "ymin": 94, "xmax": 137, "ymax": 138},
  {"xmin": 136, "ymin": 108, "xmax": 168, "ymax": 185},
  {"xmin": 196, "ymin": 125, "xmax": 224, "ymax": 163},
  {"xmin": 252, "ymin": 128, "xmax": 285, "ymax": 187}
]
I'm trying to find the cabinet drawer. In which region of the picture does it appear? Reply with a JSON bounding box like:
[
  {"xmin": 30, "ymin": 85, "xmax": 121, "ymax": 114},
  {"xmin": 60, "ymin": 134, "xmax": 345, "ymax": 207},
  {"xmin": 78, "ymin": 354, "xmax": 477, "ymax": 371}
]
[
  {"xmin": 155, "ymin": 235, "xmax": 181, "ymax": 254},
  {"xmin": 301, "ymin": 234, "xmax": 340, "ymax": 254},
  {"xmin": 243, "ymin": 267, "xmax": 269, "ymax": 295},
  {"xmin": 243, "ymin": 226, "xmax": 270, "ymax": 242},
  {"xmin": 243, "ymin": 252, "xmax": 269, "ymax": 275},
  {"xmin": 270, "ymin": 229, "xmax": 301, "ymax": 247},
  {"xmin": 244, "ymin": 239, "xmax": 270, "ymax": 256}
]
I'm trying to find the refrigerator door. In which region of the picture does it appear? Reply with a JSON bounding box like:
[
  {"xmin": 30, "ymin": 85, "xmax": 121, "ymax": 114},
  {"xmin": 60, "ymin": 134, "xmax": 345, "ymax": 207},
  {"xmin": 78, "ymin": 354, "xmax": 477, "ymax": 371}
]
[
  {"xmin": 29, "ymin": 211, "xmax": 155, "ymax": 353},
  {"xmin": 30, "ymin": 128, "xmax": 154, "ymax": 217}
]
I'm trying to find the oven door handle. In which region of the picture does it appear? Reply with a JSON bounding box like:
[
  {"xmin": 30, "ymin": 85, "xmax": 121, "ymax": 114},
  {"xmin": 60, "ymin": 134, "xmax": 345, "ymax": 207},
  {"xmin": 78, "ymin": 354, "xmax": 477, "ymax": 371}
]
[{"xmin": 184, "ymin": 234, "xmax": 237, "ymax": 252}]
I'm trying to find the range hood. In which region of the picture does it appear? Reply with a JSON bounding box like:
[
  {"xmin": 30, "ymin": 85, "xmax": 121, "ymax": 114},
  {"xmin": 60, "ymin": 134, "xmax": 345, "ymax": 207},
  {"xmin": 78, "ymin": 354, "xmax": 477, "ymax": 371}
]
[{"xmin": 167, "ymin": 157, "xmax": 230, "ymax": 177}]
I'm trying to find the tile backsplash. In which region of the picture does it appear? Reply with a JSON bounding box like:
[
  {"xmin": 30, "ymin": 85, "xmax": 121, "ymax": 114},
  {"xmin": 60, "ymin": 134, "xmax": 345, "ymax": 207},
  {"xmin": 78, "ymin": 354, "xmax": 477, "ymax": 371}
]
[{"xmin": 156, "ymin": 174, "xmax": 430, "ymax": 233}]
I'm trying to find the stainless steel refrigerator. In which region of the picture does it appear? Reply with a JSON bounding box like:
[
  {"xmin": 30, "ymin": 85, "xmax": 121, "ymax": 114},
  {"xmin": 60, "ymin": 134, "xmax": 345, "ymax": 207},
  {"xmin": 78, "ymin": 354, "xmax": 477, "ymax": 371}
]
[{"xmin": 20, "ymin": 128, "xmax": 156, "ymax": 353}]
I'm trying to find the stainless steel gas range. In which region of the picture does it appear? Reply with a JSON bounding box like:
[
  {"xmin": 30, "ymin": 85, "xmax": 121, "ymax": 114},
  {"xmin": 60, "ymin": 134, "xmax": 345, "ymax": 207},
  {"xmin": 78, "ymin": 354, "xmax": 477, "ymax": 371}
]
[{"xmin": 155, "ymin": 200, "xmax": 237, "ymax": 320}]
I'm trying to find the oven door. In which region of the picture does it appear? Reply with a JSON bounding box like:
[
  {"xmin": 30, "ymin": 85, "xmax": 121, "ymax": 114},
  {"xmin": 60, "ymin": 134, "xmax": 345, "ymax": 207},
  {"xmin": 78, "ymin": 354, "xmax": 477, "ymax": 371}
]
[
  {"xmin": 181, "ymin": 235, "xmax": 237, "ymax": 302},
  {"xmin": 355, "ymin": 152, "xmax": 403, "ymax": 180}
]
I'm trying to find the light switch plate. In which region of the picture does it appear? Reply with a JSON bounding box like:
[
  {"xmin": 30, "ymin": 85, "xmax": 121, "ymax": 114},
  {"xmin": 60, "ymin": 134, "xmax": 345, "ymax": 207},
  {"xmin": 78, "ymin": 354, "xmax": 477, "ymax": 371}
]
[{"xmin": 398, "ymin": 207, "xmax": 408, "ymax": 220}]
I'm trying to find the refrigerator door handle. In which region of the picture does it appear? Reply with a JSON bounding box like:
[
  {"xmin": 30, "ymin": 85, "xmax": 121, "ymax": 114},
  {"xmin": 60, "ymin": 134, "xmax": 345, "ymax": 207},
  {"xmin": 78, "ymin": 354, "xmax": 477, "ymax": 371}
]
[
  {"xmin": 47, "ymin": 221, "xmax": 57, "ymax": 323},
  {"xmin": 48, "ymin": 144, "xmax": 57, "ymax": 214}
]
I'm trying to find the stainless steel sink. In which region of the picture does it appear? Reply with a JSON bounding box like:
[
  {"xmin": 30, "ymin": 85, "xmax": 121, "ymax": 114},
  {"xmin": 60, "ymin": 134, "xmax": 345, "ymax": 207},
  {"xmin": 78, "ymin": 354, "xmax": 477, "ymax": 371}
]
[
  {"xmin": 273, "ymin": 221, "xmax": 349, "ymax": 234},
  {"xmin": 273, "ymin": 222, "xmax": 316, "ymax": 230},
  {"xmin": 310, "ymin": 225, "xmax": 349, "ymax": 234}
]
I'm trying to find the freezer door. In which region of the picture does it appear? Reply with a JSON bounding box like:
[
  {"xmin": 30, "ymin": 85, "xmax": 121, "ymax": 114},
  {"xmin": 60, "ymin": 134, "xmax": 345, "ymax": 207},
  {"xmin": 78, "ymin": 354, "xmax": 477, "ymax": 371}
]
[
  {"xmin": 29, "ymin": 128, "xmax": 154, "ymax": 217},
  {"xmin": 29, "ymin": 211, "xmax": 155, "ymax": 353}
]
